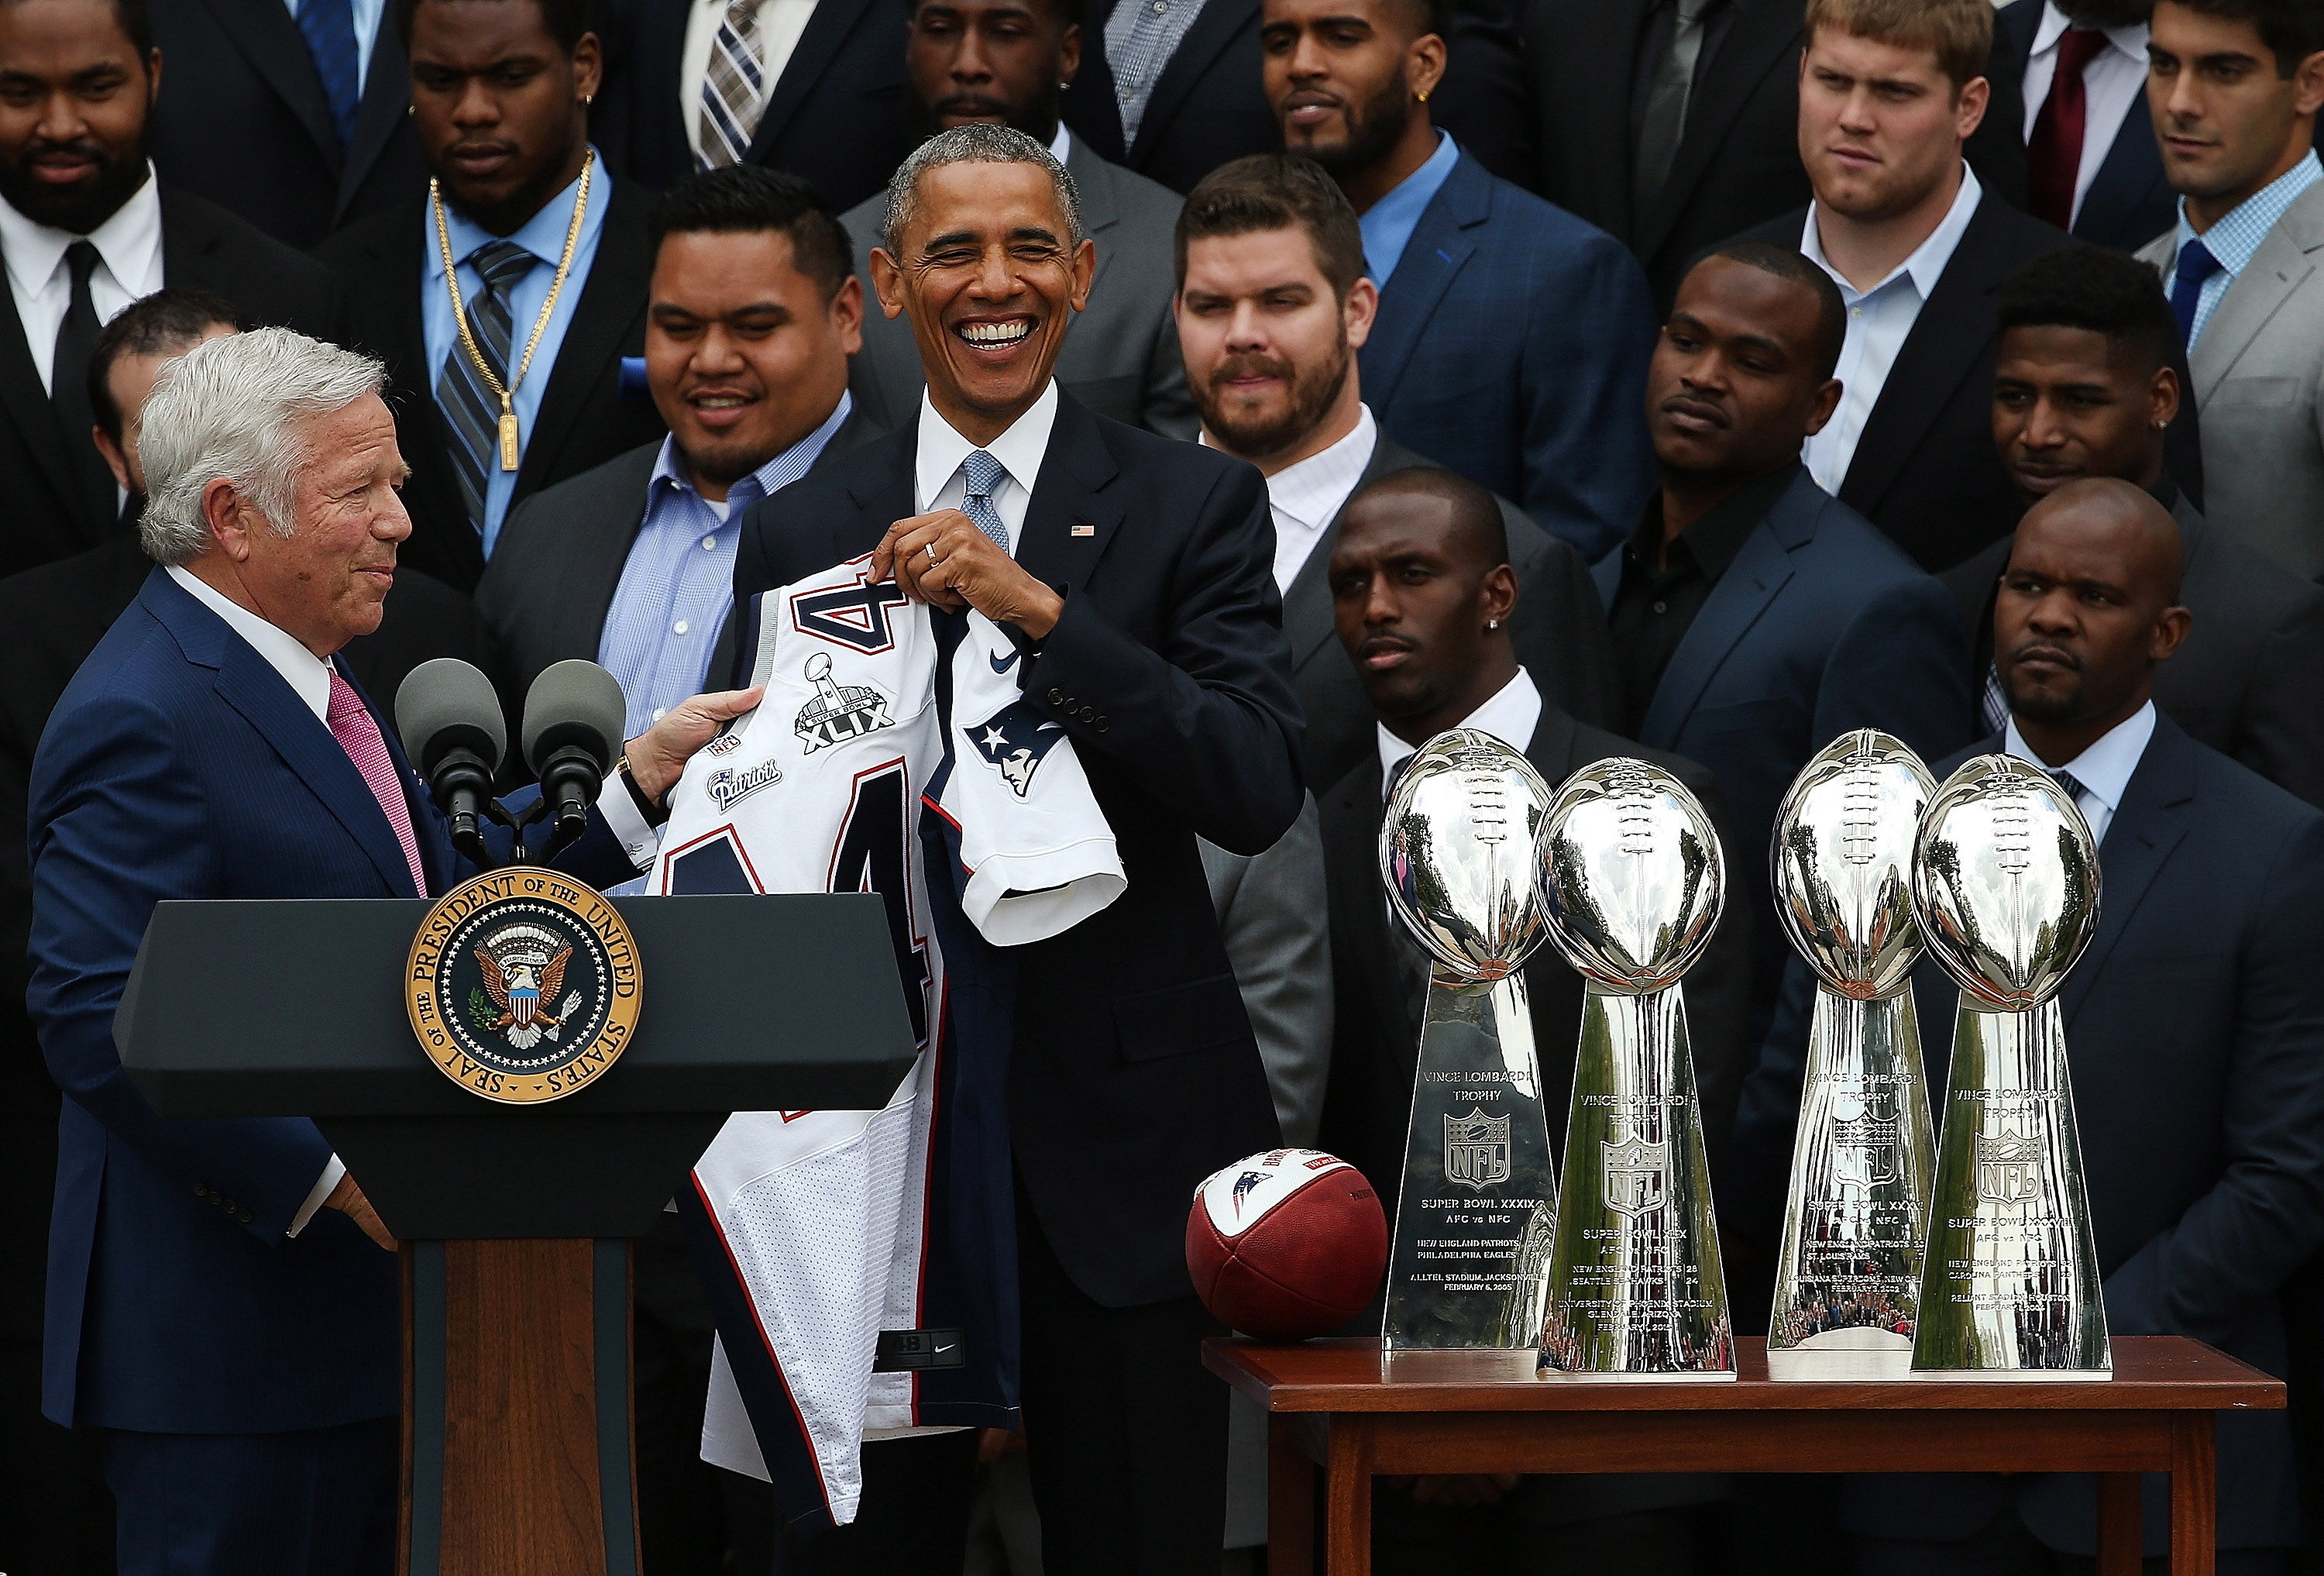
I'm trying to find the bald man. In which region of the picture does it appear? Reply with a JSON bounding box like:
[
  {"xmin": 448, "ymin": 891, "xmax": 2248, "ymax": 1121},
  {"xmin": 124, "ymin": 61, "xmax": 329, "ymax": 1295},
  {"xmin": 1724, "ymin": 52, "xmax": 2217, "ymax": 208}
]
[{"xmin": 1824, "ymin": 478, "xmax": 2324, "ymax": 1574}]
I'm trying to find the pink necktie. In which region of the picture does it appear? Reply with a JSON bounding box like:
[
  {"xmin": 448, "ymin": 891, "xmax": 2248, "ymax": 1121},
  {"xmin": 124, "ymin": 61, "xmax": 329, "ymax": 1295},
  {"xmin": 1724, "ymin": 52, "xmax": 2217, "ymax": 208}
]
[{"xmin": 328, "ymin": 668, "xmax": 428, "ymax": 897}]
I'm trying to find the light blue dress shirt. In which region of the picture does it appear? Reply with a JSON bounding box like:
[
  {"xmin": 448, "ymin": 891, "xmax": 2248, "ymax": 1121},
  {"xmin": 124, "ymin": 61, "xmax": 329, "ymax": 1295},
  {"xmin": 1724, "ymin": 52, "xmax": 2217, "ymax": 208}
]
[
  {"xmin": 1358, "ymin": 130, "xmax": 1459, "ymax": 288},
  {"xmin": 421, "ymin": 148, "xmax": 609, "ymax": 556},
  {"xmin": 280, "ymin": 0, "xmax": 385, "ymax": 90},
  {"xmin": 598, "ymin": 393, "xmax": 854, "ymax": 741},
  {"xmin": 2170, "ymin": 150, "xmax": 2322, "ymax": 349}
]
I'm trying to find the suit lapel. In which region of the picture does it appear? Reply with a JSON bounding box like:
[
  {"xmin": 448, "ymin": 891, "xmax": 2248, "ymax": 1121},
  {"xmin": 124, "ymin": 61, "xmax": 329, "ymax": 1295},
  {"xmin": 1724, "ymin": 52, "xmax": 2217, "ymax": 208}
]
[
  {"xmin": 2072, "ymin": 98, "xmax": 2166, "ymax": 249},
  {"xmin": 1566, "ymin": 0, "xmax": 1650, "ymax": 241},
  {"xmin": 187, "ymin": 0, "xmax": 341, "ymax": 174},
  {"xmin": 515, "ymin": 178, "xmax": 649, "ymax": 497},
  {"xmin": 1639, "ymin": 511, "xmax": 1799, "ymax": 746},
  {"xmin": 0, "ymin": 260, "xmax": 81, "ymax": 526},
  {"xmin": 2190, "ymin": 187, "xmax": 2324, "ymax": 401},
  {"xmin": 748, "ymin": 0, "xmax": 885, "ymax": 157},
  {"xmin": 1129, "ymin": 0, "xmax": 1260, "ymax": 165},
  {"xmin": 2060, "ymin": 719, "xmax": 2195, "ymax": 1027},
  {"xmin": 1016, "ymin": 395, "xmax": 1125, "ymax": 594},
  {"xmin": 339, "ymin": 12, "xmax": 411, "ymax": 212},
  {"xmin": 562, "ymin": 446, "xmax": 662, "ymax": 663},
  {"xmin": 1063, "ymin": 0, "xmax": 1129, "ymax": 163},
  {"xmin": 1363, "ymin": 156, "xmax": 1486, "ymax": 404},
  {"xmin": 1331, "ymin": 757, "xmax": 1422, "ymax": 1075},
  {"xmin": 1065, "ymin": 141, "xmax": 1125, "ymax": 303},
  {"xmin": 1638, "ymin": 0, "xmax": 1803, "ymax": 260}
]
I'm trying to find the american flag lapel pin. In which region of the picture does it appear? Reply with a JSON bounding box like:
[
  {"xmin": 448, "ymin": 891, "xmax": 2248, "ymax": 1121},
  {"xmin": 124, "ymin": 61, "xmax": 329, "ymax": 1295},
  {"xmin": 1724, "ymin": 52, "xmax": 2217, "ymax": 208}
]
[{"xmin": 1071, "ymin": 523, "xmax": 1095, "ymax": 537}]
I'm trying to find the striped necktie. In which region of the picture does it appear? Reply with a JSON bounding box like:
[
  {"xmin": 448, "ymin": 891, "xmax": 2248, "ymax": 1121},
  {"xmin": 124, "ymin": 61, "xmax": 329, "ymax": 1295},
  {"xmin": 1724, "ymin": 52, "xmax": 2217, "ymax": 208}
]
[
  {"xmin": 434, "ymin": 239, "xmax": 536, "ymax": 536},
  {"xmin": 699, "ymin": 0, "xmax": 766, "ymax": 168},
  {"xmin": 961, "ymin": 449, "xmax": 1012, "ymax": 551}
]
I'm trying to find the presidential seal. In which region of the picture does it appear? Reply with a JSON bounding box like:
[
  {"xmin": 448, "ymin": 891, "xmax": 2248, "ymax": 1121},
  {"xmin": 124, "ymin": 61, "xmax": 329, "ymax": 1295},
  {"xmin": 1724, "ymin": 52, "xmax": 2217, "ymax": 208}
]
[{"xmin": 406, "ymin": 869, "xmax": 641, "ymax": 1104}]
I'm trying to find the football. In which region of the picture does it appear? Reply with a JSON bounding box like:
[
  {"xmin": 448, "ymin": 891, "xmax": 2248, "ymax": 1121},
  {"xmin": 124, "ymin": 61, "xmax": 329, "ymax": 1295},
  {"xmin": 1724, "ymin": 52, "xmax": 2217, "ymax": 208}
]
[{"xmin": 1186, "ymin": 1149, "xmax": 1388, "ymax": 1340}]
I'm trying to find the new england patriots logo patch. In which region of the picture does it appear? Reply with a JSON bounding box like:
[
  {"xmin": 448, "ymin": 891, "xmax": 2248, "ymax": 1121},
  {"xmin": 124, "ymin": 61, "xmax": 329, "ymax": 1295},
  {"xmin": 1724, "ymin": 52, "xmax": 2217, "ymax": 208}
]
[
  {"xmin": 1231, "ymin": 1170, "xmax": 1268, "ymax": 1217},
  {"xmin": 964, "ymin": 700, "xmax": 1065, "ymax": 797}
]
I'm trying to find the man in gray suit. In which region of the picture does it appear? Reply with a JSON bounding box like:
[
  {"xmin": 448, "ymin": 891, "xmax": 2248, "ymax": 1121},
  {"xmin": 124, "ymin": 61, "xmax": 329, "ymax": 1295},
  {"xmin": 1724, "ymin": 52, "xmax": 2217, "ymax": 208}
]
[
  {"xmin": 1174, "ymin": 153, "xmax": 1621, "ymax": 791},
  {"xmin": 839, "ymin": 0, "xmax": 1195, "ymax": 437},
  {"xmin": 2137, "ymin": 0, "xmax": 2324, "ymax": 577}
]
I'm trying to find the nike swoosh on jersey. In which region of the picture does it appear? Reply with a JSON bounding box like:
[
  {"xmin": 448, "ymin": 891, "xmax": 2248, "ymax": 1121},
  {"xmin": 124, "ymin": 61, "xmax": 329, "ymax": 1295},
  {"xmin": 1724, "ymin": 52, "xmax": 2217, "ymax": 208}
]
[{"xmin": 989, "ymin": 648, "xmax": 1021, "ymax": 674}]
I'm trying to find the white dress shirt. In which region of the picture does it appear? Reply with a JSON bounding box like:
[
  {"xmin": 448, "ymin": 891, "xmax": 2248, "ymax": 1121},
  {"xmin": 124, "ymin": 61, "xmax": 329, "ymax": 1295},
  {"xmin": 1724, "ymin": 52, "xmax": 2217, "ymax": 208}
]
[
  {"xmin": 913, "ymin": 379, "xmax": 1061, "ymax": 552},
  {"xmin": 1202, "ymin": 402, "xmax": 1377, "ymax": 593},
  {"xmin": 0, "ymin": 170, "xmax": 163, "ymax": 393},
  {"xmin": 2019, "ymin": 4, "xmax": 2150, "ymax": 231},
  {"xmin": 1377, "ymin": 665, "xmax": 1544, "ymax": 793},
  {"xmin": 681, "ymin": 0, "xmax": 821, "ymax": 164},
  {"xmin": 1800, "ymin": 164, "xmax": 1982, "ymax": 496},
  {"xmin": 2002, "ymin": 698, "xmax": 2156, "ymax": 845}
]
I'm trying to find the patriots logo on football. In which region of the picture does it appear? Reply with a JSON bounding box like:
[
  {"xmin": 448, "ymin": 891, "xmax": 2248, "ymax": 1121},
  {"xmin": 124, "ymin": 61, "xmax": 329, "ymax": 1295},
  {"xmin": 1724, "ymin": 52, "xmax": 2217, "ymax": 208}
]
[
  {"xmin": 1231, "ymin": 1170, "xmax": 1269, "ymax": 1217},
  {"xmin": 965, "ymin": 699, "xmax": 1065, "ymax": 798}
]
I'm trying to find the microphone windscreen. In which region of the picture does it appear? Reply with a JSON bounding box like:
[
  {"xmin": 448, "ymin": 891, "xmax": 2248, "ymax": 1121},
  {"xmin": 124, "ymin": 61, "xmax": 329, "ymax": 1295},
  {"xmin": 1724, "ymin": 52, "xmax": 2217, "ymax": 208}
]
[
  {"xmin": 522, "ymin": 659, "xmax": 629, "ymax": 776},
  {"xmin": 395, "ymin": 658, "xmax": 507, "ymax": 775}
]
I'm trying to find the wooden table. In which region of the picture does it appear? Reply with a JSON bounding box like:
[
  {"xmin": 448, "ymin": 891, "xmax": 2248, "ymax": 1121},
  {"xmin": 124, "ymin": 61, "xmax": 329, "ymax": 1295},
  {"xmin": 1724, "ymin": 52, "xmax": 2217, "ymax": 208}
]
[{"xmin": 1204, "ymin": 1335, "xmax": 2283, "ymax": 1576}]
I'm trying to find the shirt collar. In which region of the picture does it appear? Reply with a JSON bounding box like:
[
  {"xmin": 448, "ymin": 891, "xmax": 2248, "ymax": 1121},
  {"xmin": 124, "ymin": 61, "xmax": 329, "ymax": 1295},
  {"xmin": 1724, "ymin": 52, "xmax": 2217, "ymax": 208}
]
[
  {"xmin": 2174, "ymin": 149, "xmax": 2323, "ymax": 277},
  {"xmin": 914, "ymin": 379, "xmax": 1060, "ymax": 511},
  {"xmin": 165, "ymin": 562, "xmax": 335, "ymax": 724},
  {"xmin": 2030, "ymin": 1, "xmax": 2147, "ymax": 64},
  {"xmin": 0, "ymin": 165, "xmax": 162, "ymax": 305},
  {"xmin": 1212, "ymin": 403, "xmax": 1377, "ymax": 536},
  {"xmin": 1376, "ymin": 666, "xmax": 1544, "ymax": 791},
  {"xmin": 2002, "ymin": 699, "xmax": 2157, "ymax": 823},
  {"xmin": 1049, "ymin": 124, "xmax": 1072, "ymax": 163},
  {"xmin": 1627, "ymin": 463, "xmax": 1797, "ymax": 582},
  {"xmin": 428, "ymin": 146, "xmax": 604, "ymax": 279},
  {"xmin": 651, "ymin": 390, "xmax": 854, "ymax": 511},
  {"xmin": 1358, "ymin": 129, "xmax": 1461, "ymax": 278},
  {"xmin": 1802, "ymin": 162, "xmax": 1982, "ymax": 303}
]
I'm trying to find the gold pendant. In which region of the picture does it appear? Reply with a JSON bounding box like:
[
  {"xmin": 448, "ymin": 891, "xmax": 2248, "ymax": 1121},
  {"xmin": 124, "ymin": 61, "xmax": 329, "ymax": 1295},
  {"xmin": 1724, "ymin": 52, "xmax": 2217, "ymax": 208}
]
[{"xmin": 498, "ymin": 409, "xmax": 520, "ymax": 472}]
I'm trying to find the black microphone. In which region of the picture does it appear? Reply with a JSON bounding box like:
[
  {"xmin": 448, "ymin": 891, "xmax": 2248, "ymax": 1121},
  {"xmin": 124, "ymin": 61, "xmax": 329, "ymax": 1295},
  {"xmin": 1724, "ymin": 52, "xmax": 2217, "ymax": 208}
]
[
  {"xmin": 522, "ymin": 660, "xmax": 629, "ymax": 857},
  {"xmin": 395, "ymin": 659, "xmax": 507, "ymax": 872}
]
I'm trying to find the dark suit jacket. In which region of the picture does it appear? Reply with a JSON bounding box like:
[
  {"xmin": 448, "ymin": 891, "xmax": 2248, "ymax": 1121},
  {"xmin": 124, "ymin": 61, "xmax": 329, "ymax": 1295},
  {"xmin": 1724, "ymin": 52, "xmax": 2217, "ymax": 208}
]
[
  {"xmin": 1532, "ymin": 0, "xmax": 2031, "ymax": 313},
  {"xmin": 1836, "ymin": 717, "xmax": 2324, "ymax": 1554},
  {"xmin": 1994, "ymin": 0, "xmax": 2175, "ymax": 253},
  {"xmin": 1316, "ymin": 701, "xmax": 1755, "ymax": 1200},
  {"xmin": 1058, "ymin": 0, "xmax": 1535, "ymax": 194},
  {"xmin": 1942, "ymin": 493, "xmax": 2324, "ymax": 809},
  {"xmin": 315, "ymin": 177, "xmax": 669, "ymax": 594},
  {"xmin": 593, "ymin": 0, "xmax": 923, "ymax": 211},
  {"xmin": 477, "ymin": 408, "xmax": 885, "ymax": 708},
  {"xmin": 1733, "ymin": 192, "xmax": 2203, "ymax": 571},
  {"xmin": 1595, "ymin": 468, "xmax": 1975, "ymax": 1081},
  {"xmin": 731, "ymin": 390, "xmax": 1303, "ymax": 1306},
  {"xmin": 1362, "ymin": 149, "xmax": 1659, "ymax": 565},
  {"xmin": 1290, "ymin": 428, "xmax": 1621, "ymax": 790},
  {"xmin": 28, "ymin": 568, "xmax": 624, "ymax": 1431},
  {"xmin": 150, "ymin": 0, "xmax": 425, "ymax": 249},
  {"xmin": 0, "ymin": 187, "xmax": 338, "ymax": 582}
]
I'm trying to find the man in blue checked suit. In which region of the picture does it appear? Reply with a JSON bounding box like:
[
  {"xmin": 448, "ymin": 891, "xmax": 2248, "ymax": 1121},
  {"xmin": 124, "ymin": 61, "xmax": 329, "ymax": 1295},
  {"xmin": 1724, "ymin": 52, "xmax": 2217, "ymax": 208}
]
[
  {"xmin": 1261, "ymin": 0, "xmax": 1659, "ymax": 564},
  {"xmin": 27, "ymin": 329, "xmax": 751, "ymax": 1576}
]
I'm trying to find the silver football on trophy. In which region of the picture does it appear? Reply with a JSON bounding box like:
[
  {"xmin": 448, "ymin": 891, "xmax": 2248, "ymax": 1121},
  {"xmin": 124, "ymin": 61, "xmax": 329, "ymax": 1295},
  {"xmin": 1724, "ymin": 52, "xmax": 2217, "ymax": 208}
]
[
  {"xmin": 1912, "ymin": 755, "xmax": 2100, "ymax": 1013},
  {"xmin": 1380, "ymin": 729, "xmax": 1555, "ymax": 982},
  {"xmin": 1536, "ymin": 758, "xmax": 1724, "ymax": 995},
  {"xmin": 1771, "ymin": 730, "xmax": 1936, "ymax": 1001}
]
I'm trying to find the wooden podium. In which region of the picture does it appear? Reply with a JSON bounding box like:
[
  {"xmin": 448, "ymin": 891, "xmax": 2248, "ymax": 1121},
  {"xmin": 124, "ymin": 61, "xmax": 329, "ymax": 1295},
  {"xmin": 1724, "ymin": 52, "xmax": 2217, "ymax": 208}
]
[{"xmin": 119, "ymin": 892, "xmax": 916, "ymax": 1576}]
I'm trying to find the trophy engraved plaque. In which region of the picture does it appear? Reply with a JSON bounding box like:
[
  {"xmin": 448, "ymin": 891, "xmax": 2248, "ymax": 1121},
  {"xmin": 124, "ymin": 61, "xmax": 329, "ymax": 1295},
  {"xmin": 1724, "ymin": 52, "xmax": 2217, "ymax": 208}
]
[
  {"xmin": 1766, "ymin": 731, "xmax": 1940, "ymax": 1379},
  {"xmin": 1535, "ymin": 759, "xmax": 1733, "ymax": 1380},
  {"xmin": 1910, "ymin": 755, "xmax": 2110, "ymax": 1378},
  {"xmin": 1378, "ymin": 730, "xmax": 1560, "ymax": 1353}
]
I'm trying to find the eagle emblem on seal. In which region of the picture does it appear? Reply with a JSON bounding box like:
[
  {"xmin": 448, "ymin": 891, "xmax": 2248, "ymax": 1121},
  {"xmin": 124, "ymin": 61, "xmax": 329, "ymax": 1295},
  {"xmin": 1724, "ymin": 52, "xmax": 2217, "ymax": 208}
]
[{"xmin": 472, "ymin": 924, "xmax": 582, "ymax": 1051}]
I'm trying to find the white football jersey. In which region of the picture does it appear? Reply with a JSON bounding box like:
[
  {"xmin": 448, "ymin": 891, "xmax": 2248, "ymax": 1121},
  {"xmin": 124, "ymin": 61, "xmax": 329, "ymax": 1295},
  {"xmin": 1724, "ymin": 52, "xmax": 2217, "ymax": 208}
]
[{"xmin": 652, "ymin": 553, "xmax": 1122, "ymax": 1524}]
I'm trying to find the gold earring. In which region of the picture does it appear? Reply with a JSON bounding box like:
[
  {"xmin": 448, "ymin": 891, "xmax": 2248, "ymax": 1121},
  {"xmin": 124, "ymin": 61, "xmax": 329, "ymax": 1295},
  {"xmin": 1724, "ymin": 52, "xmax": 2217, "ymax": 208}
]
[{"xmin": 1416, "ymin": 88, "xmax": 1430, "ymax": 102}]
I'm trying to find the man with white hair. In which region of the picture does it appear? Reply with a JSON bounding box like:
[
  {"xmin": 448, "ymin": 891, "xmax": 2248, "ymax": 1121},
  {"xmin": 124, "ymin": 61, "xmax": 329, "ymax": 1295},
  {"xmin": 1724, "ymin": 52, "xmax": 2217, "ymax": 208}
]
[{"xmin": 23, "ymin": 328, "xmax": 756, "ymax": 1576}]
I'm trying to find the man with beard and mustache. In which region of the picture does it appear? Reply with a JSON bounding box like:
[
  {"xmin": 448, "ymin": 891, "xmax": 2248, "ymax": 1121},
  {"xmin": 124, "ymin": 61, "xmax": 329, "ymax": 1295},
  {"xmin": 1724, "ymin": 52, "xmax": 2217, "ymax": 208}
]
[
  {"xmin": 1996, "ymin": 0, "xmax": 2184, "ymax": 248},
  {"xmin": 0, "ymin": 0, "xmax": 336, "ymax": 583},
  {"xmin": 837, "ymin": 0, "xmax": 1195, "ymax": 436},
  {"xmin": 1262, "ymin": 0, "xmax": 1659, "ymax": 563},
  {"xmin": 1172, "ymin": 151, "xmax": 1619, "ymax": 790},
  {"xmin": 318, "ymin": 0, "xmax": 665, "ymax": 594},
  {"xmin": 1831, "ymin": 478, "xmax": 2324, "ymax": 1576}
]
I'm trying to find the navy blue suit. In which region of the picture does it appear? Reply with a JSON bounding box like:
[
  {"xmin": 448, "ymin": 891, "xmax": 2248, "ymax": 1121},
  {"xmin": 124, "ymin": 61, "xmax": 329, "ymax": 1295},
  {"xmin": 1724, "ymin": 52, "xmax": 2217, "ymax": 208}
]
[
  {"xmin": 1363, "ymin": 147, "xmax": 1659, "ymax": 563},
  {"xmin": 1836, "ymin": 717, "xmax": 2324, "ymax": 1557},
  {"xmin": 27, "ymin": 570, "xmax": 638, "ymax": 1570},
  {"xmin": 1597, "ymin": 470, "xmax": 1975, "ymax": 1216}
]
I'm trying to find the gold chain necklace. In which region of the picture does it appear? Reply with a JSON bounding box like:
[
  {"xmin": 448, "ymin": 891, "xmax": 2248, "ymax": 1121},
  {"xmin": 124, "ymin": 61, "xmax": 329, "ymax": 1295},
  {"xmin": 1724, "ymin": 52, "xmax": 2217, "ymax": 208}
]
[{"xmin": 431, "ymin": 146, "xmax": 593, "ymax": 471}]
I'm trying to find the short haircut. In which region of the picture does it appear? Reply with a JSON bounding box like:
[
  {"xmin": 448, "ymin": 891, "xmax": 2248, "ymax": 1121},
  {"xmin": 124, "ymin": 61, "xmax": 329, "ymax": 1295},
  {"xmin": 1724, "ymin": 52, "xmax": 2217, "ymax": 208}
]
[
  {"xmin": 906, "ymin": 0, "xmax": 1085, "ymax": 29},
  {"xmin": 882, "ymin": 122, "xmax": 1081, "ymax": 255},
  {"xmin": 1353, "ymin": 466, "xmax": 1510, "ymax": 568},
  {"xmin": 394, "ymin": 0, "xmax": 589, "ymax": 52},
  {"xmin": 647, "ymin": 165, "xmax": 854, "ymax": 301},
  {"xmin": 138, "ymin": 329, "xmax": 386, "ymax": 566},
  {"xmin": 1389, "ymin": 0, "xmax": 1452, "ymax": 44},
  {"xmin": 1175, "ymin": 154, "xmax": 1366, "ymax": 298},
  {"xmin": 1701, "ymin": 241, "xmax": 1849, "ymax": 381},
  {"xmin": 2164, "ymin": 0, "xmax": 2324, "ymax": 77},
  {"xmin": 1803, "ymin": 0, "xmax": 1994, "ymax": 90},
  {"xmin": 88, "ymin": 287, "xmax": 246, "ymax": 446},
  {"xmin": 0, "ymin": 0, "xmax": 153, "ymax": 54},
  {"xmin": 1996, "ymin": 243, "xmax": 2179, "ymax": 373}
]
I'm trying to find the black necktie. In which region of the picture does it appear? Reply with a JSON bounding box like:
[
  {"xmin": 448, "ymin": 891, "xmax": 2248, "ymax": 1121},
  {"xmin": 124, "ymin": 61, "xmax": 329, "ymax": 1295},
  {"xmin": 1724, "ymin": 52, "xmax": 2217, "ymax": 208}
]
[{"xmin": 52, "ymin": 240, "xmax": 117, "ymax": 534}]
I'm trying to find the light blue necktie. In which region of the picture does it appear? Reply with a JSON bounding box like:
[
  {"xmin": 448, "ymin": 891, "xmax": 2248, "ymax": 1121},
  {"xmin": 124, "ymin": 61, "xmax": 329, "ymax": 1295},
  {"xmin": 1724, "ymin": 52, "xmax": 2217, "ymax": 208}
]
[{"xmin": 961, "ymin": 449, "xmax": 1011, "ymax": 552}]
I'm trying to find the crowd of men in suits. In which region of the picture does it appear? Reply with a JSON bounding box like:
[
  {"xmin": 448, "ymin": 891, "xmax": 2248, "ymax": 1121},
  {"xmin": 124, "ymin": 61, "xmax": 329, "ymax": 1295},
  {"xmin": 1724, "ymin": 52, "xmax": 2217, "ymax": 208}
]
[{"xmin": 3, "ymin": 0, "xmax": 2324, "ymax": 1571}]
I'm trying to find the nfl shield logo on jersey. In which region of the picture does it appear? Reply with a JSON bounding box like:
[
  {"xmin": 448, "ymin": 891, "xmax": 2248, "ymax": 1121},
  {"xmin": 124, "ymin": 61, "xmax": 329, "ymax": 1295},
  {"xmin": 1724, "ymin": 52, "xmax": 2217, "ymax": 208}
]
[{"xmin": 964, "ymin": 700, "xmax": 1067, "ymax": 797}]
